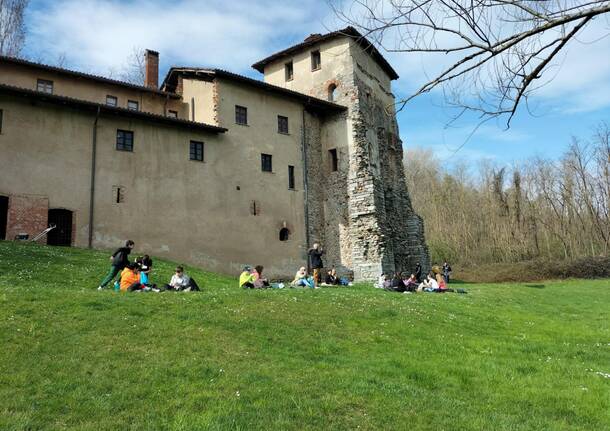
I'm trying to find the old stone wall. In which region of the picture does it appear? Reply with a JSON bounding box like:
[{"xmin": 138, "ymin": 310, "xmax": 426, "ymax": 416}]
[
  {"xmin": 350, "ymin": 76, "xmax": 431, "ymax": 277},
  {"xmin": 296, "ymin": 39, "xmax": 430, "ymax": 280}
]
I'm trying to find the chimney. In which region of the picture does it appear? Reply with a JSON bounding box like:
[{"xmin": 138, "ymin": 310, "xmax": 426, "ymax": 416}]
[{"xmin": 144, "ymin": 49, "xmax": 159, "ymax": 89}]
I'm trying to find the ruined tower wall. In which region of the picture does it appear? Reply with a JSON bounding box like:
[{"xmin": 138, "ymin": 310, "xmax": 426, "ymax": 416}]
[
  {"xmin": 343, "ymin": 41, "xmax": 430, "ymax": 278},
  {"xmin": 264, "ymin": 35, "xmax": 429, "ymax": 280}
]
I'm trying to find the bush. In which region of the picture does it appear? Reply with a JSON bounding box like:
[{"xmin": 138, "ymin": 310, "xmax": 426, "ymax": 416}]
[{"xmin": 454, "ymin": 256, "xmax": 610, "ymax": 283}]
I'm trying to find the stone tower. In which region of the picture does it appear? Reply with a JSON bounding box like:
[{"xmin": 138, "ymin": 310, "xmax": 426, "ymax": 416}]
[{"xmin": 253, "ymin": 27, "xmax": 430, "ymax": 280}]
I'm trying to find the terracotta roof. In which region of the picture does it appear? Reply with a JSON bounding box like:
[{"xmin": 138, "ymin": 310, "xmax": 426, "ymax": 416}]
[
  {"xmin": 161, "ymin": 68, "xmax": 347, "ymax": 113},
  {"xmin": 251, "ymin": 26, "xmax": 399, "ymax": 80},
  {"xmin": 0, "ymin": 83, "xmax": 227, "ymax": 133},
  {"xmin": 0, "ymin": 55, "xmax": 181, "ymax": 98}
]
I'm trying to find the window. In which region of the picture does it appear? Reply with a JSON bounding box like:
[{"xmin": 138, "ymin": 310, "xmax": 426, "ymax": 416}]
[
  {"xmin": 116, "ymin": 130, "xmax": 134, "ymax": 152},
  {"xmin": 167, "ymin": 110, "xmax": 178, "ymax": 118},
  {"xmin": 250, "ymin": 200, "xmax": 259, "ymax": 216},
  {"xmin": 113, "ymin": 186, "xmax": 125, "ymax": 203},
  {"xmin": 36, "ymin": 79, "xmax": 53, "ymax": 94},
  {"xmin": 261, "ymin": 154, "xmax": 273, "ymax": 172},
  {"xmin": 288, "ymin": 165, "xmax": 295, "ymax": 190},
  {"xmin": 127, "ymin": 100, "xmax": 139, "ymax": 111},
  {"xmin": 235, "ymin": 105, "xmax": 248, "ymax": 125},
  {"xmin": 279, "ymin": 228, "xmax": 290, "ymax": 241},
  {"xmin": 311, "ymin": 50, "xmax": 321, "ymax": 70},
  {"xmin": 285, "ymin": 61, "xmax": 294, "ymax": 81},
  {"xmin": 328, "ymin": 84, "xmax": 337, "ymax": 102},
  {"xmin": 189, "ymin": 140, "xmax": 204, "ymax": 161},
  {"xmin": 106, "ymin": 95, "xmax": 117, "ymax": 107},
  {"xmin": 278, "ymin": 115, "xmax": 289, "ymax": 134},
  {"xmin": 329, "ymin": 149, "xmax": 338, "ymax": 172}
]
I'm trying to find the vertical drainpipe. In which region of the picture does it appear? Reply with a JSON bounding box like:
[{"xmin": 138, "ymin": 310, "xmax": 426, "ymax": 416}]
[
  {"xmin": 88, "ymin": 106, "xmax": 100, "ymax": 249},
  {"xmin": 301, "ymin": 107, "xmax": 311, "ymax": 262}
]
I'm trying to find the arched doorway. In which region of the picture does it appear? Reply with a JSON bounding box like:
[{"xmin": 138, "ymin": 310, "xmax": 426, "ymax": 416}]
[
  {"xmin": 47, "ymin": 209, "xmax": 73, "ymax": 246},
  {"xmin": 0, "ymin": 196, "xmax": 8, "ymax": 240}
]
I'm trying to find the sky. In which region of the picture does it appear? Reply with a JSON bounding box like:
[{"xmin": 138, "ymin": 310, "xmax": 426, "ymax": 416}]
[{"xmin": 22, "ymin": 0, "xmax": 610, "ymax": 169}]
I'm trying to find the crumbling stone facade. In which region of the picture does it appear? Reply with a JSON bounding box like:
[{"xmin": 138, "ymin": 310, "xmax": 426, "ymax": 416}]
[{"xmin": 292, "ymin": 36, "xmax": 431, "ymax": 280}]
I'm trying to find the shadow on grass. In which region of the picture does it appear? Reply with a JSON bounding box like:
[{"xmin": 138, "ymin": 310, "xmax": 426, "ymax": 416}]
[{"xmin": 525, "ymin": 284, "xmax": 545, "ymax": 289}]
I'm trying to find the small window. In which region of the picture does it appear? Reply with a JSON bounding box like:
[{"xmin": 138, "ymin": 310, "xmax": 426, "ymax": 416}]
[
  {"xmin": 279, "ymin": 227, "xmax": 290, "ymax": 241},
  {"xmin": 116, "ymin": 130, "xmax": 134, "ymax": 152},
  {"xmin": 285, "ymin": 61, "xmax": 293, "ymax": 81},
  {"xmin": 0, "ymin": 109, "xmax": 3, "ymax": 134},
  {"xmin": 36, "ymin": 79, "xmax": 53, "ymax": 94},
  {"xmin": 106, "ymin": 95, "xmax": 117, "ymax": 107},
  {"xmin": 288, "ymin": 165, "xmax": 295, "ymax": 190},
  {"xmin": 261, "ymin": 154, "xmax": 273, "ymax": 172},
  {"xmin": 311, "ymin": 50, "xmax": 321, "ymax": 71},
  {"xmin": 250, "ymin": 200, "xmax": 259, "ymax": 216},
  {"xmin": 189, "ymin": 140, "xmax": 204, "ymax": 161},
  {"xmin": 328, "ymin": 84, "xmax": 337, "ymax": 102},
  {"xmin": 167, "ymin": 110, "xmax": 178, "ymax": 118},
  {"xmin": 113, "ymin": 186, "xmax": 125, "ymax": 204},
  {"xmin": 278, "ymin": 115, "xmax": 289, "ymax": 134},
  {"xmin": 235, "ymin": 105, "xmax": 248, "ymax": 125},
  {"xmin": 329, "ymin": 149, "xmax": 338, "ymax": 172},
  {"xmin": 127, "ymin": 100, "xmax": 139, "ymax": 111}
]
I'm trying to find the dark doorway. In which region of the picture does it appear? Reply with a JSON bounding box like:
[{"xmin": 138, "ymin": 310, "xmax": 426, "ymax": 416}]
[
  {"xmin": 47, "ymin": 209, "xmax": 73, "ymax": 246},
  {"xmin": 0, "ymin": 196, "xmax": 8, "ymax": 240}
]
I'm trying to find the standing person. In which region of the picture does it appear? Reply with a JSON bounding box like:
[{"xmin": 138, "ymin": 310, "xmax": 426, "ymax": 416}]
[
  {"xmin": 415, "ymin": 262, "xmax": 422, "ymax": 283},
  {"xmin": 97, "ymin": 240, "xmax": 135, "ymax": 290},
  {"xmin": 443, "ymin": 262, "xmax": 452, "ymax": 284},
  {"xmin": 308, "ymin": 243, "xmax": 324, "ymax": 287}
]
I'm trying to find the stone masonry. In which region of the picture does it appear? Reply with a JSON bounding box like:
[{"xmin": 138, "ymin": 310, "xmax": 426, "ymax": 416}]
[{"xmin": 303, "ymin": 40, "xmax": 430, "ymax": 281}]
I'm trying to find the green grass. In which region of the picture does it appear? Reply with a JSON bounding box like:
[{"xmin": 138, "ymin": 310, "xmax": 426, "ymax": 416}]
[{"xmin": 0, "ymin": 241, "xmax": 609, "ymax": 430}]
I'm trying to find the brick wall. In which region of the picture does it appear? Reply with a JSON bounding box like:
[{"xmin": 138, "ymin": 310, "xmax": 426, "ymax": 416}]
[{"xmin": 6, "ymin": 194, "xmax": 49, "ymax": 242}]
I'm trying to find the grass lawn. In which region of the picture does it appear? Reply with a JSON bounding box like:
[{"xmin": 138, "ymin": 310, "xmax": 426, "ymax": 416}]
[{"xmin": 0, "ymin": 241, "xmax": 609, "ymax": 430}]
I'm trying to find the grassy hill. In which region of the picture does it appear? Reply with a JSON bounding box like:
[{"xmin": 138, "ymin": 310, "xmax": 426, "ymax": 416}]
[{"xmin": 0, "ymin": 241, "xmax": 609, "ymax": 430}]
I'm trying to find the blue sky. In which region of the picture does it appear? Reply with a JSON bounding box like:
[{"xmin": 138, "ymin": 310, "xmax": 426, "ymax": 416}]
[{"xmin": 23, "ymin": 0, "xmax": 610, "ymax": 167}]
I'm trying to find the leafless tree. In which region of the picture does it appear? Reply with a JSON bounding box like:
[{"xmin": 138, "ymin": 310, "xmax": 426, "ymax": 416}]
[
  {"xmin": 404, "ymin": 123, "xmax": 609, "ymax": 263},
  {"xmin": 119, "ymin": 47, "xmax": 146, "ymax": 85},
  {"xmin": 0, "ymin": 0, "xmax": 28, "ymax": 56},
  {"xmin": 332, "ymin": 1, "xmax": 610, "ymax": 126}
]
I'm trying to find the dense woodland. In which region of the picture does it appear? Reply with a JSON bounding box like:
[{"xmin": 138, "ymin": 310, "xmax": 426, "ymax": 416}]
[{"xmin": 404, "ymin": 123, "xmax": 610, "ymax": 266}]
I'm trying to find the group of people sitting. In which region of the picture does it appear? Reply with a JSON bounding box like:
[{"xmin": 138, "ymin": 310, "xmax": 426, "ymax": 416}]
[
  {"xmin": 238, "ymin": 265, "xmax": 350, "ymax": 289},
  {"xmin": 376, "ymin": 271, "xmax": 456, "ymax": 293},
  {"xmin": 97, "ymin": 240, "xmax": 199, "ymax": 292},
  {"xmin": 239, "ymin": 265, "xmax": 276, "ymax": 289}
]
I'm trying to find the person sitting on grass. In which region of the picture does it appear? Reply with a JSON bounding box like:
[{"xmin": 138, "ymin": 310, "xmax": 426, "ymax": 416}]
[
  {"xmin": 253, "ymin": 265, "xmax": 270, "ymax": 288},
  {"xmin": 435, "ymin": 273, "xmax": 454, "ymax": 292},
  {"xmin": 324, "ymin": 267, "xmax": 339, "ymax": 286},
  {"xmin": 239, "ymin": 266, "xmax": 256, "ymax": 289},
  {"xmin": 418, "ymin": 273, "xmax": 438, "ymax": 292},
  {"xmin": 136, "ymin": 255, "xmax": 156, "ymax": 289},
  {"xmin": 120, "ymin": 263, "xmax": 143, "ymax": 292},
  {"xmin": 403, "ymin": 274, "xmax": 419, "ymax": 292},
  {"xmin": 292, "ymin": 266, "xmax": 314, "ymax": 288},
  {"xmin": 165, "ymin": 266, "xmax": 200, "ymax": 291},
  {"xmin": 389, "ymin": 272, "xmax": 403, "ymax": 290},
  {"xmin": 98, "ymin": 240, "xmax": 134, "ymax": 290}
]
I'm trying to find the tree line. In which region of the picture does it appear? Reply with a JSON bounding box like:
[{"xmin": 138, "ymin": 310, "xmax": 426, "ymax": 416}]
[{"xmin": 404, "ymin": 123, "xmax": 610, "ymax": 265}]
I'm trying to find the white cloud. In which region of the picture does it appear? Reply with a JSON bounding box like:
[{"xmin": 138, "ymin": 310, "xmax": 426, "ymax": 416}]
[{"xmin": 25, "ymin": 0, "xmax": 331, "ymax": 77}]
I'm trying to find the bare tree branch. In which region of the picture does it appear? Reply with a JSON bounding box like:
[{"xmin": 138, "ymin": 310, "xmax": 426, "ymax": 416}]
[{"xmin": 332, "ymin": 0, "xmax": 610, "ymax": 126}]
